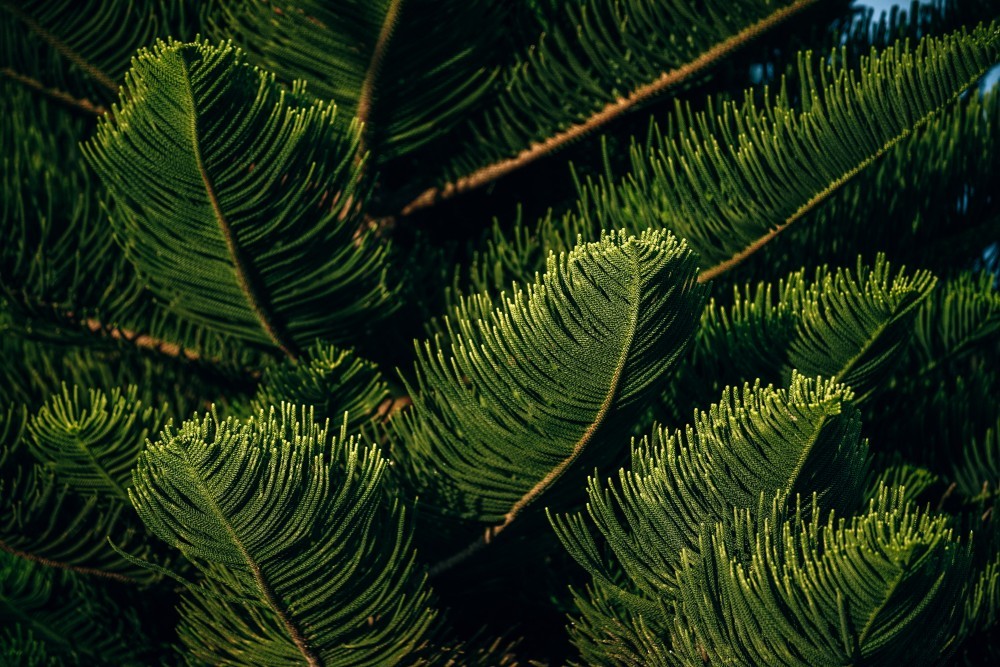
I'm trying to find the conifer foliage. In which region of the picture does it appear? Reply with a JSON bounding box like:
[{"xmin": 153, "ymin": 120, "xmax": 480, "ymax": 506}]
[{"xmin": 2, "ymin": 0, "xmax": 999, "ymax": 664}]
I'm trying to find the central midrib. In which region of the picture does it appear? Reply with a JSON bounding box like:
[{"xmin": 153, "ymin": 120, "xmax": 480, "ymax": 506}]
[
  {"xmin": 428, "ymin": 245, "xmax": 643, "ymax": 577},
  {"xmin": 498, "ymin": 247, "xmax": 644, "ymax": 525},
  {"xmin": 178, "ymin": 56, "xmax": 299, "ymax": 360},
  {"xmin": 179, "ymin": 442, "xmax": 321, "ymax": 666}
]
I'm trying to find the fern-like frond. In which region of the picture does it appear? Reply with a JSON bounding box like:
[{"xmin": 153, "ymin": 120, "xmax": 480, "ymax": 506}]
[
  {"xmin": 550, "ymin": 373, "xmax": 867, "ymax": 602},
  {"xmin": 0, "ymin": 0, "xmax": 210, "ymax": 122},
  {"xmin": 252, "ymin": 341, "xmax": 389, "ymax": 432},
  {"xmin": 129, "ymin": 405, "xmax": 436, "ymax": 665},
  {"xmin": 27, "ymin": 384, "xmax": 166, "ymax": 501},
  {"xmin": 671, "ymin": 490, "xmax": 969, "ymax": 666},
  {"xmin": 0, "ymin": 80, "xmax": 137, "ymax": 315},
  {"xmin": 0, "ymin": 550, "xmax": 148, "ymax": 665},
  {"xmin": 84, "ymin": 40, "xmax": 395, "ymax": 359},
  {"xmin": 786, "ymin": 256, "xmax": 936, "ymax": 399},
  {"xmin": 864, "ymin": 453, "xmax": 940, "ymax": 506},
  {"xmin": 575, "ymin": 23, "xmax": 1000, "ymax": 279},
  {"xmin": 960, "ymin": 529, "xmax": 1000, "ymax": 643},
  {"xmin": 0, "ymin": 404, "xmax": 166, "ymax": 584},
  {"xmin": 744, "ymin": 88, "xmax": 1000, "ymax": 279},
  {"xmin": 401, "ymin": 0, "xmax": 823, "ymax": 214},
  {"xmin": 911, "ymin": 272, "xmax": 1000, "ymax": 373},
  {"xmin": 392, "ymin": 230, "xmax": 705, "ymax": 569},
  {"xmin": 565, "ymin": 576, "xmax": 675, "ymax": 667}
]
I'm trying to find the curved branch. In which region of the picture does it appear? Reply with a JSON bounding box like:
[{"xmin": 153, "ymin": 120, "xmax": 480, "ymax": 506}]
[{"xmin": 398, "ymin": 0, "xmax": 818, "ymax": 217}]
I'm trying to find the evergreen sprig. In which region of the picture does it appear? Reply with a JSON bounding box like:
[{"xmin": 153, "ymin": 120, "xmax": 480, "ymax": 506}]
[
  {"xmin": 84, "ymin": 40, "xmax": 395, "ymax": 359},
  {"xmin": 392, "ymin": 230, "xmax": 705, "ymax": 552},
  {"xmin": 129, "ymin": 405, "xmax": 436, "ymax": 665}
]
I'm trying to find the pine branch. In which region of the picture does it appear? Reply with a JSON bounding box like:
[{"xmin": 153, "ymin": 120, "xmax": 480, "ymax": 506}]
[
  {"xmin": 696, "ymin": 137, "xmax": 916, "ymax": 283},
  {"xmin": 397, "ymin": 0, "xmax": 820, "ymax": 217},
  {"xmin": 597, "ymin": 24, "xmax": 1000, "ymax": 283},
  {"xmin": 428, "ymin": 259, "xmax": 639, "ymax": 578},
  {"xmin": 393, "ymin": 230, "xmax": 705, "ymax": 575},
  {"xmin": 130, "ymin": 407, "xmax": 436, "ymax": 664},
  {"xmin": 84, "ymin": 40, "xmax": 396, "ymax": 354},
  {"xmin": 178, "ymin": 55, "xmax": 299, "ymax": 360}
]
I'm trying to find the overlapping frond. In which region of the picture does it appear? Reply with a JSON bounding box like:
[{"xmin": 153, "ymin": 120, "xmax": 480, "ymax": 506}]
[
  {"xmin": 252, "ymin": 341, "xmax": 389, "ymax": 432},
  {"xmin": 575, "ymin": 24, "xmax": 999, "ymax": 278},
  {"xmin": 392, "ymin": 230, "xmax": 705, "ymax": 538},
  {"xmin": 0, "ymin": 81, "xmax": 137, "ymax": 315},
  {"xmin": 550, "ymin": 374, "xmax": 867, "ymax": 600},
  {"xmin": 864, "ymin": 453, "xmax": 939, "ymax": 505},
  {"xmin": 0, "ymin": 551, "xmax": 148, "ymax": 665},
  {"xmin": 0, "ymin": 396, "xmax": 167, "ymax": 584},
  {"xmin": 786, "ymin": 257, "xmax": 936, "ymax": 399},
  {"xmin": 403, "ymin": 0, "xmax": 824, "ymax": 214},
  {"xmin": 911, "ymin": 272, "xmax": 1000, "ymax": 371},
  {"xmin": 961, "ymin": 533, "xmax": 1000, "ymax": 642},
  {"xmin": 671, "ymin": 490, "xmax": 970, "ymax": 666},
  {"xmin": 26, "ymin": 385, "xmax": 166, "ymax": 501},
  {"xmin": 85, "ymin": 40, "xmax": 395, "ymax": 359},
  {"xmin": 0, "ymin": 626, "xmax": 58, "ymax": 667},
  {"xmin": 861, "ymin": 274, "xmax": 999, "ymax": 466},
  {"xmin": 130, "ymin": 405, "xmax": 436, "ymax": 665},
  {"xmin": 215, "ymin": 0, "xmax": 501, "ymax": 163},
  {"xmin": 690, "ymin": 256, "xmax": 936, "ymax": 406}
]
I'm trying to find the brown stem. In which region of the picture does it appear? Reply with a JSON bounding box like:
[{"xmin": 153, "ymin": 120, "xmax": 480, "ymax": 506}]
[
  {"xmin": 178, "ymin": 58, "xmax": 300, "ymax": 360},
  {"xmin": 82, "ymin": 318, "xmax": 201, "ymax": 361},
  {"xmin": 355, "ymin": 0, "xmax": 404, "ymax": 163},
  {"xmin": 397, "ymin": 0, "xmax": 818, "ymax": 217},
  {"xmin": 3, "ymin": 2, "xmax": 118, "ymax": 94},
  {"xmin": 376, "ymin": 395, "xmax": 412, "ymax": 422},
  {"xmin": 1, "ymin": 67, "xmax": 107, "ymax": 116},
  {"xmin": 937, "ymin": 482, "xmax": 957, "ymax": 512},
  {"xmin": 428, "ymin": 252, "xmax": 642, "ymax": 578},
  {"xmin": 0, "ymin": 539, "xmax": 138, "ymax": 584}
]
